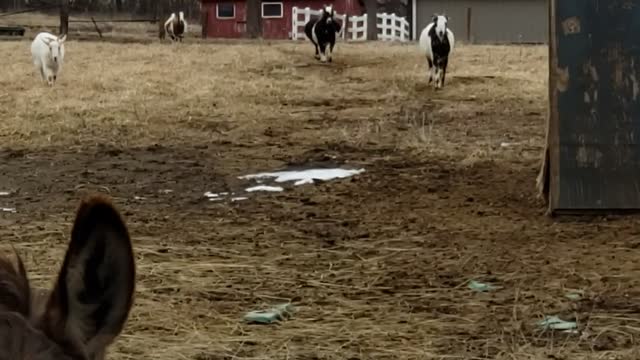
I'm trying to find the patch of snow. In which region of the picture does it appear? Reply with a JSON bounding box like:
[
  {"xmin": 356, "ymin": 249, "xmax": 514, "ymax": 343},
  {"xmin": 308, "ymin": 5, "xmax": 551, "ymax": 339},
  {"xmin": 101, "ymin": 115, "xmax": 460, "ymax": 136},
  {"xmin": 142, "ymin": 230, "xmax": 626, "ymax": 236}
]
[
  {"xmin": 246, "ymin": 185, "xmax": 284, "ymax": 193},
  {"xmin": 0, "ymin": 191, "xmax": 10, "ymax": 196},
  {"xmin": 204, "ymin": 191, "xmax": 220, "ymax": 198},
  {"xmin": 240, "ymin": 168, "xmax": 365, "ymax": 186},
  {"xmin": 501, "ymin": 141, "xmax": 525, "ymax": 148},
  {"xmin": 209, "ymin": 197, "xmax": 225, "ymax": 202},
  {"xmin": 231, "ymin": 197, "xmax": 248, "ymax": 202},
  {"xmin": 1, "ymin": 208, "xmax": 16, "ymax": 213}
]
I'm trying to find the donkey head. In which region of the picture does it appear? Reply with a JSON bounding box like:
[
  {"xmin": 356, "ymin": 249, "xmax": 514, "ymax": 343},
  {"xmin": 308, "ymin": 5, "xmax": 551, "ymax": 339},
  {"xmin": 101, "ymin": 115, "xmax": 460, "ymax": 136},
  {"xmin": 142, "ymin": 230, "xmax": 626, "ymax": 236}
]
[{"xmin": 0, "ymin": 195, "xmax": 136, "ymax": 359}]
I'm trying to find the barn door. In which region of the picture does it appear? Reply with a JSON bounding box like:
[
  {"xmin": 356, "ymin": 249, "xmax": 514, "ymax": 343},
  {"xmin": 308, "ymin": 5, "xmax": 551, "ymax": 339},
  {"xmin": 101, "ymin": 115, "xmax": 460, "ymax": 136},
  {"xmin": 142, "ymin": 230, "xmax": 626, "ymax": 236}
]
[{"xmin": 546, "ymin": 0, "xmax": 640, "ymax": 214}]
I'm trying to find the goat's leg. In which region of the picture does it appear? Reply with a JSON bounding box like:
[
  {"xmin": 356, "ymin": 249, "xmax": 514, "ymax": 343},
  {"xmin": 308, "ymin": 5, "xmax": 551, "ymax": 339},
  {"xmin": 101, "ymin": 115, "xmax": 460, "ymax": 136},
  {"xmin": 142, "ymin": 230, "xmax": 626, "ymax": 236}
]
[
  {"xmin": 42, "ymin": 67, "xmax": 53, "ymax": 86},
  {"xmin": 314, "ymin": 43, "xmax": 320, "ymax": 60},
  {"xmin": 426, "ymin": 58, "xmax": 433, "ymax": 84},
  {"xmin": 440, "ymin": 59, "xmax": 449, "ymax": 88},
  {"xmin": 319, "ymin": 42, "xmax": 327, "ymax": 62},
  {"xmin": 434, "ymin": 66, "xmax": 441, "ymax": 89},
  {"xmin": 327, "ymin": 42, "xmax": 334, "ymax": 63}
]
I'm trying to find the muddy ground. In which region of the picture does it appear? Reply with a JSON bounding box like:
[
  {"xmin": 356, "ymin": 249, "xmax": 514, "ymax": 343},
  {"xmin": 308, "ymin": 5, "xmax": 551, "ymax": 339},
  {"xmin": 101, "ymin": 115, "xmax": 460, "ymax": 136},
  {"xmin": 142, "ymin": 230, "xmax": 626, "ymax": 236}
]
[{"xmin": 1, "ymin": 37, "xmax": 640, "ymax": 359}]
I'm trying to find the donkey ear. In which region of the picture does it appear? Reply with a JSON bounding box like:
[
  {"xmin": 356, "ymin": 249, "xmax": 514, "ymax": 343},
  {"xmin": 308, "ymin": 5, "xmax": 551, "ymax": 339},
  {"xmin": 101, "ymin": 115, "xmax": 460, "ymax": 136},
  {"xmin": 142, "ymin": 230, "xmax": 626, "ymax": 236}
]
[
  {"xmin": 42, "ymin": 195, "xmax": 135, "ymax": 357},
  {"xmin": 58, "ymin": 34, "xmax": 67, "ymax": 43},
  {"xmin": 0, "ymin": 250, "xmax": 31, "ymax": 315}
]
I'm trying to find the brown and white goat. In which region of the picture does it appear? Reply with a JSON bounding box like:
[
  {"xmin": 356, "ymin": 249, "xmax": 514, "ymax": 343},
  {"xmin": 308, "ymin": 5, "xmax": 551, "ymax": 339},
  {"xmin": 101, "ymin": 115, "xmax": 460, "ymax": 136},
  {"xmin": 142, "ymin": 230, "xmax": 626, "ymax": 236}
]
[
  {"xmin": 164, "ymin": 11, "xmax": 187, "ymax": 42},
  {"xmin": 0, "ymin": 194, "xmax": 136, "ymax": 359}
]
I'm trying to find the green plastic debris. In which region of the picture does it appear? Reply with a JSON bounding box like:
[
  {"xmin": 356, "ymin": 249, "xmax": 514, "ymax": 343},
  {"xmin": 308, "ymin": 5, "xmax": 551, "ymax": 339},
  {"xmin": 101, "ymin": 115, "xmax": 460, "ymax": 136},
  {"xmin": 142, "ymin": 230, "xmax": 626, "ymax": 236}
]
[
  {"xmin": 244, "ymin": 303, "xmax": 295, "ymax": 324},
  {"xmin": 467, "ymin": 280, "xmax": 497, "ymax": 292},
  {"xmin": 537, "ymin": 315, "xmax": 577, "ymax": 331}
]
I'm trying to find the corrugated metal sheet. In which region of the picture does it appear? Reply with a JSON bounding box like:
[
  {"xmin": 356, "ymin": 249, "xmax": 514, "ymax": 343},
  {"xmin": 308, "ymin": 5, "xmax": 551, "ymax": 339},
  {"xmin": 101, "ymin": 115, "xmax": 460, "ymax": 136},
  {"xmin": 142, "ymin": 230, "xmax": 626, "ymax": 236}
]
[
  {"xmin": 547, "ymin": 0, "xmax": 640, "ymax": 213},
  {"xmin": 414, "ymin": 0, "xmax": 547, "ymax": 44}
]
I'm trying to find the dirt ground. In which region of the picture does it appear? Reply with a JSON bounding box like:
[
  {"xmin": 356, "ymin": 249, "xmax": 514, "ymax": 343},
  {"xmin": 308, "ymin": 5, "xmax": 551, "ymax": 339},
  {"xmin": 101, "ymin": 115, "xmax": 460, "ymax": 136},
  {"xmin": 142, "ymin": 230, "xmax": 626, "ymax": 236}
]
[{"xmin": 2, "ymin": 29, "xmax": 640, "ymax": 360}]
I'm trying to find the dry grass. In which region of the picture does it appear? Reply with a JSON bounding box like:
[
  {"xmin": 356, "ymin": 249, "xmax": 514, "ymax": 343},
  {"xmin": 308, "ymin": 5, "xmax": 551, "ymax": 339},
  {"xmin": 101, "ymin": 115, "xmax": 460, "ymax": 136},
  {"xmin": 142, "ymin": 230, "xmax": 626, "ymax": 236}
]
[
  {"xmin": 2, "ymin": 34, "xmax": 640, "ymax": 360},
  {"xmin": 0, "ymin": 40, "xmax": 545, "ymax": 152}
]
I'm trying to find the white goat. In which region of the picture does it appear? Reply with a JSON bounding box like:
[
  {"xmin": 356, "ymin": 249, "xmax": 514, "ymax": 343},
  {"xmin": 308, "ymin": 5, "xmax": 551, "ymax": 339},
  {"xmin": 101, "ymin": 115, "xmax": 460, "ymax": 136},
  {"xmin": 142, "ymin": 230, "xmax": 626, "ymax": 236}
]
[{"xmin": 30, "ymin": 32, "xmax": 67, "ymax": 86}]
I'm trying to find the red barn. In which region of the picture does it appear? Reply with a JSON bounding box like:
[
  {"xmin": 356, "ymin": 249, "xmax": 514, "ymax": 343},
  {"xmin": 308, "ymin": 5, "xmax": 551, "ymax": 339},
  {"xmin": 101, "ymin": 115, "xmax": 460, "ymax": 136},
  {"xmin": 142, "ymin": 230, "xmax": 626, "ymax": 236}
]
[{"xmin": 200, "ymin": 0, "xmax": 363, "ymax": 39}]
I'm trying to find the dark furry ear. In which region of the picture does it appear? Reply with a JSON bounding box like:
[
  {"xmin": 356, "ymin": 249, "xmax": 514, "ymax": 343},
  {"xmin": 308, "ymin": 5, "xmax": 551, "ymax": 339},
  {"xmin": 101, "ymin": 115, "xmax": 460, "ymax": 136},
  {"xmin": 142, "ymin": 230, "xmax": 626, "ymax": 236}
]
[
  {"xmin": 43, "ymin": 194, "xmax": 135, "ymax": 358},
  {"xmin": 0, "ymin": 251, "xmax": 30, "ymax": 316}
]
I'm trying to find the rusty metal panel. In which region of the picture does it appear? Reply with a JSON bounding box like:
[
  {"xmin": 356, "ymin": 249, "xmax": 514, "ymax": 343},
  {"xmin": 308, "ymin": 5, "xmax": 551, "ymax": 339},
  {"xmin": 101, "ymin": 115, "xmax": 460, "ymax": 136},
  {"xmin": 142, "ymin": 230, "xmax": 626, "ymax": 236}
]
[{"xmin": 549, "ymin": 0, "xmax": 640, "ymax": 213}]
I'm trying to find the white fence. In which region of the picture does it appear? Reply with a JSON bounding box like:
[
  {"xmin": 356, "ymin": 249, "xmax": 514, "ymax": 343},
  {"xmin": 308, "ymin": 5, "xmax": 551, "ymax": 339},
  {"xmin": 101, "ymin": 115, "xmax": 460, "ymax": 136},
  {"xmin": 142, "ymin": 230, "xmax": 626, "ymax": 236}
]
[
  {"xmin": 291, "ymin": 7, "xmax": 410, "ymax": 42},
  {"xmin": 376, "ymin": 12, "xmax": 410, "ymax": 42}
]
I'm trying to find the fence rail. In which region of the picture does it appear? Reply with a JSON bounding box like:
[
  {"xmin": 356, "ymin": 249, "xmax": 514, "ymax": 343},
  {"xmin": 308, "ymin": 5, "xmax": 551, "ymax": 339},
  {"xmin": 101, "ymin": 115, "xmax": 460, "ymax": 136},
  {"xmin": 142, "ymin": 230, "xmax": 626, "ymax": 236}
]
[{"xmin": 291, "ymin": 7, "xmax": 409, "ymax": 42}]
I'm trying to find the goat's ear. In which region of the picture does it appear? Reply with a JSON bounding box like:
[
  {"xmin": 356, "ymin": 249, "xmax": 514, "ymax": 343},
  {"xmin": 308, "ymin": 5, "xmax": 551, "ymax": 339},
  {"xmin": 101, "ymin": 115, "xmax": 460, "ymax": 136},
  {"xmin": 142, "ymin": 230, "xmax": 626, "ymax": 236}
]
[
  {"xmin": 58, "ymin": 34, "xmax": 67, "ymax": 43},
  {"xmin": 42, "ymin": 195, "xmax": 135, "ymax": 357}
]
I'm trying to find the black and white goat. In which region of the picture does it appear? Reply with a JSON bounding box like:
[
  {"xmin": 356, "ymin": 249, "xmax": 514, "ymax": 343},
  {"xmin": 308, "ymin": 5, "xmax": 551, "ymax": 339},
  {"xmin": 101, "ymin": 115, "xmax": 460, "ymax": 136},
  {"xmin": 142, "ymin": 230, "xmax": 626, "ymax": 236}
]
[
  {"xmin": 164, "ymin": 11, "xmax": 188, "ymax": 42},
  {"xmin": 418, "ymin": 14, "xmax": 455, "ymax": 89},
  {"xmin": 304, "ymin": 5, "xmax": 342, "ymax": 63}
]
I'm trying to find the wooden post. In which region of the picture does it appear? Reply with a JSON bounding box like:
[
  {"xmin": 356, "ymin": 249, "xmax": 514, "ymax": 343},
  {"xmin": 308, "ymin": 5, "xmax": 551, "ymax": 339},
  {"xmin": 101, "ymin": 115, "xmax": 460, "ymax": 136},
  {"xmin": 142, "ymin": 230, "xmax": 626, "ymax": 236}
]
[
  {"xmin": 343, "ymin": 14, "xmax": 349, "ymax": 41},
  {"xmin": 59, "ymin": 0, "xmax": 70, "ymax": 36},
  {"xmin": 364, "ymin": 0, "xmax": 377, "ymax": 40},
  {"xmin": 246, "ymin": 0, "xmax": 261, "ymax": 38},
  {"xmin": 201, "ymin": 6, "xmax": 208, "ymax": 39},
  {"xmin": 159, "ymin": 18, "xmax": 166, "ymax": 39},
  {"xmin": 466, "ymin": 7, "xmax": 471, "ymax": 43}
]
